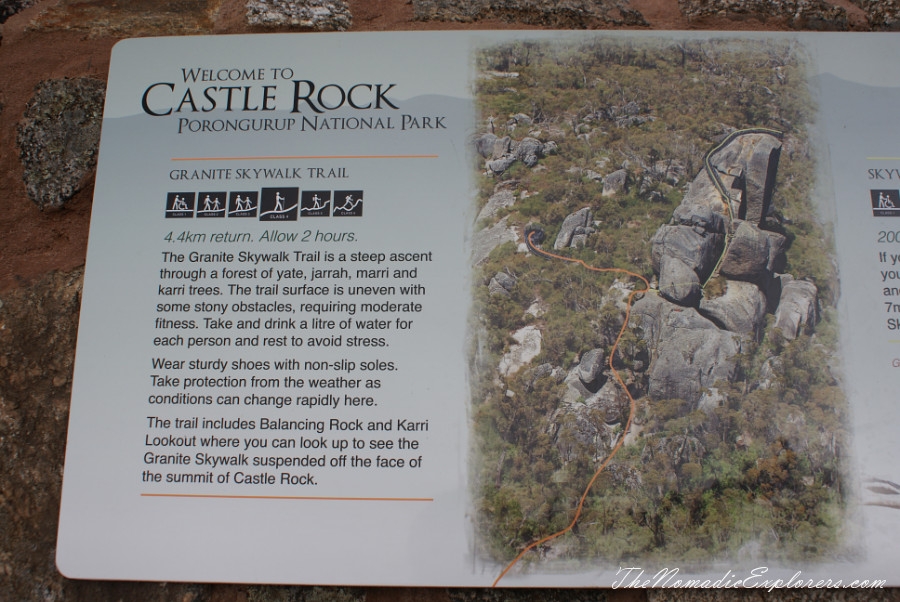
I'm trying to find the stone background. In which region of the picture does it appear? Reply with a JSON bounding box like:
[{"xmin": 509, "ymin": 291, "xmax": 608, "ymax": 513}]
[{"xmin": 1, "ymin": 0, "xmax": 898, "ymax": 600}]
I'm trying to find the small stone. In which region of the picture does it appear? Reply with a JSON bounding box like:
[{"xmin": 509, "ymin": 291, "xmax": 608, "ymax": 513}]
[
  {"xmin": 246, "ymin": 0, "xmax": 352, "ymax": 31},
  {"xmin": 554, "ymin": 207, "xmax": 592, "ymax": 249},
  {"xmin": 602, "ymin": 168, "xmax": 629, "ymax": 197},
  {"xmin": 17, "ymin": 78, "xmax": 105, "ymax": 210}
]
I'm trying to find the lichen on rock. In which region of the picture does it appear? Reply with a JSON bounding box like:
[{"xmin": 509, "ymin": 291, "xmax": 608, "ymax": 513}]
[
  {"xmin": 413, "ymin": 0, "xmax": 647, "ymax": 27},
  {"xmin": 678, "ymin": 0, "xmax": 849, "ymax": 30},
  {"xmin": 246, "ymin": 0, "xmax": 352, "ymax": 30},
  {"xmin": 16, "ymin": 78, "xmax": 105, "ymax": 211},
  {"xmin": 851, "ymin": 0, "xmax": 900, "ymax": 29}
]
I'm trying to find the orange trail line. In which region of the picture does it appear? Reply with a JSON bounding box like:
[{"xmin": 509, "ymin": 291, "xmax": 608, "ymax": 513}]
[
  {"xmin": 492, "ymin": 231, "xmax": 650, "ymax": 587},
  {"xmin": 170, "ymin": 154, "xmax": 439, "ymax": 161},
  {"xmin": 141, "ymin": 493, "xmax": 433, "ymax": 502}
]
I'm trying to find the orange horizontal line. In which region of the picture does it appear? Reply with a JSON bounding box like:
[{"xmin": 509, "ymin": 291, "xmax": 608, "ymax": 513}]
[
  {"xmin": 171, "ymin": 154, "xmax": 439, "ymax": 161},
  {"xmin": 141, "ymin": 493, "xmax": 433, "ymax": 502}
]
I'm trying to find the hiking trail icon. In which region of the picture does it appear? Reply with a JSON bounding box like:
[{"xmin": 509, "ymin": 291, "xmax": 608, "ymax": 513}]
[
  {"xmin": 260, "ymin": 188, "xmax": 299, "ymax": 221},
  {"xmin": 333, "ymin": 190, "xmax": 363, "ymax": 217},
  {"xmin": 301, "ymin": 190, "xmax": 332, "ymax": 217}
]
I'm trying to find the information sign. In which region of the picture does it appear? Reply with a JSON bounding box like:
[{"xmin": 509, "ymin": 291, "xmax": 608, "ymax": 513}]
[{"xmin": 57, "ymin": 31, "xmax": 900, "ymax": 588}]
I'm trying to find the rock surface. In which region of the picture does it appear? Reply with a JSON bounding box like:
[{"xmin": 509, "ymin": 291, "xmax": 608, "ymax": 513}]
[
  {"xmin": 657, "ymin": 254, "xmax": 702, "ymax": 305},
  {"xmin": 481, "ymin": 134, "xmax": 554, "ymax": 175},
  {"xmin": 554, "ymin": 207, "xmax": 593, "ymax": 249},
  {"xmin": 27, "ymin": 0, "xmax": 220, "ymax": 36},
  {"xmin": 477, "ymin": 186, "xmax": 517, "ymax": 221},
  {"xmin": 601, "ymin": 168, "xmax": 629, "ymax": 197},
  {"xmin": 471, "ymin": 216, "xmax": 517, "ymax": 265},
  {"xmin": 413, "ymin": 0, "xmax": 647, "ymax": 26},
  {"xmin": 562, "ymin": 348, "xmax": 606, "ymax": 401},
  {"xmin": 646, "ymin": 304, "xmax": 741, "ymax": 402},
  {"xmin": 852, "ymin": 0, "xmax": 900, "ymax": 29},
  {"xmin": 698, "ymin": 278, "xmax": 767, "ymax": 336},
  {"xmin": 16, "ymin": 78, "xmax": 105, "ymax": 210},
  {"xmin": 488, "ymin": 270, "xmax": 517, "ymax": 296},
  {"xmin": 246, "ymin": 0, "xmax": 352, "ymax": 30},
  {"xmin": 773, "ymin": 275, "xmax": 819, "ymax": 339},
  {"xmin": 498, "ymin": 325, "xmax": 542, "ymax": 376},
  {"xmin": 708, "ymin": 132, "xmax": 782, "ymax": 225},
  {"xmin": 650, "ymin": 223, "xmax": 723, "ymax": 287},
  {"xmin": 474, "ymin": 132, "xmax": 499, "ymax": 158},
  {"xmin": 719, "ymin": 219, "xmax": 786, "ymax": 281},
  {"xmin": 679, "ymin": 0, "xmax": 850, "ymax": 29},
  {"xmin": 637, "ymin": 132, "xmax": 817, "ymax": 405}
]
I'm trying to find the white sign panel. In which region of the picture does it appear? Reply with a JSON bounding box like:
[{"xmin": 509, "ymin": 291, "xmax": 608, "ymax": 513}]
[{"xmin": 57, "ymin": 31, "xmax": 900, "ymax": 589}]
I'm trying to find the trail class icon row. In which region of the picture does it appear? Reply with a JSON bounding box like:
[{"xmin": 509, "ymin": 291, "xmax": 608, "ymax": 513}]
[{"xmin": 165, "ymin": 188, "xmax": 363, "ymax": 221}]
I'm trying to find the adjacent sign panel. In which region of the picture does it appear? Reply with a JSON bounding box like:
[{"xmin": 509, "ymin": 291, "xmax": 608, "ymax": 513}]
[{"xmin": 58, "ymin": 32, "xmax": 900, "ymax": 588}]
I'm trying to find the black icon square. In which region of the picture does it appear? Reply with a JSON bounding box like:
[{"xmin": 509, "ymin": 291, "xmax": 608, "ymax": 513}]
[
  {"xmin": 333, "ymin": 190, "xmax": 363, "ymax": 217},
  {"xmin": 301, "ymin": 191, "xmax": 332, "ymax": 217},
  {"xmin": 165, "ymin": 192, "xmax": 195, "ymax": 218},
  {"xmin": 229, "ymin": 192, "xmax": 259, "ymax": 218},
  {"xmin": 872, "ymin": 190, "xmax": 900, "ymax": 217},
  {"xmin": 197, "ymin": 192, "xmax": 227, "ymax": 218},
  {"xmin": 260, "ymin": 188, "xmax": 299, "ymax": 221}
]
